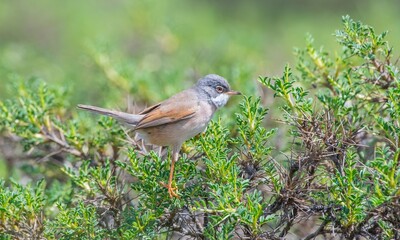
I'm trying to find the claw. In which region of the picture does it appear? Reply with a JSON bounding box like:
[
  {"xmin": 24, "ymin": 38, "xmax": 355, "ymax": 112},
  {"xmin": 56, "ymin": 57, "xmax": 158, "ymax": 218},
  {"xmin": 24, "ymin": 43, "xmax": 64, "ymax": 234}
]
[{"xmin": 160, "ymin": 181, "xmax": 179, "ymax": 198}]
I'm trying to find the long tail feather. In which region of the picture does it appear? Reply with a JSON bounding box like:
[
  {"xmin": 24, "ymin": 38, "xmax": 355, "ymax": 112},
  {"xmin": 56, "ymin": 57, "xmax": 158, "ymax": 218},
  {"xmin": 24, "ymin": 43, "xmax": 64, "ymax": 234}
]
[{"xmin": 77, "ymin": 104, "xmax": 142, "ymax": 125}]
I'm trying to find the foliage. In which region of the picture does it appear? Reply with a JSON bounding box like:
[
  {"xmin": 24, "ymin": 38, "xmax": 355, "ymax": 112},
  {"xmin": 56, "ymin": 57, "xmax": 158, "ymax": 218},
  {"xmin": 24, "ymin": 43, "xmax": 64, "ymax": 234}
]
[
  {"xmin": 0, "ymin": 16, "xmax": 400, "ymax": 239},
  {"xmin": 0, "ymin": 180, "xmax": 46, "ymax": 239},
  {"xmin": 260, "ymin": 15, "xmax": 400, "ymax": 238}
]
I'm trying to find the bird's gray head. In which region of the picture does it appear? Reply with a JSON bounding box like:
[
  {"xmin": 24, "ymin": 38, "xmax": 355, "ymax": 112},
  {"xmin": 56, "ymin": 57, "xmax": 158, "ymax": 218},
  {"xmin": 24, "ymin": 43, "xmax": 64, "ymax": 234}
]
[{"xmin": 196, "ymin": 74, "xmax": 241, "ymax": 108}]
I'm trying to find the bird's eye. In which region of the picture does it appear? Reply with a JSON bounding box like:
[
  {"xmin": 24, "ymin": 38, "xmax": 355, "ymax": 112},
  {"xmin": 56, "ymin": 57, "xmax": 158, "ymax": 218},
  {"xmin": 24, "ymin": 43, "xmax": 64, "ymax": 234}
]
[{"xmin": 216, "ymin": 86, "xmax": 224, "ymax": 93}]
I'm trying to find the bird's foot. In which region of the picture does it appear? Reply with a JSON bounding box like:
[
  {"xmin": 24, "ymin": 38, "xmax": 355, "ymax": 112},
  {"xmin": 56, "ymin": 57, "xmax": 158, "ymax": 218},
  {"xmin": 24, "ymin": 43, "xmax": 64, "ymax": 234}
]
[{"xmin": 160, "ymin": 181, "xmax": 179, "ymax": 198}]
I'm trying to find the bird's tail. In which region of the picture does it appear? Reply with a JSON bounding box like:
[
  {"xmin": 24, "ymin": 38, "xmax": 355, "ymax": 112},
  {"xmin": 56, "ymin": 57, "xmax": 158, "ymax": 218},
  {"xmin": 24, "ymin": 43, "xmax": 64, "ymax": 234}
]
[{"xmin": 77, "ymin": 104, "xmax": 142, "ymax": 125}]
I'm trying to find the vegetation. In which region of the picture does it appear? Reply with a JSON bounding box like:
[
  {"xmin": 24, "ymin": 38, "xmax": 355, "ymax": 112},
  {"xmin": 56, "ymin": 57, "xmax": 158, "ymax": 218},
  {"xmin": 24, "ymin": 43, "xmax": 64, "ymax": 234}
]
[{"xmin": 0, "ymin": 12, "xmax": 399, "ymax": 240}]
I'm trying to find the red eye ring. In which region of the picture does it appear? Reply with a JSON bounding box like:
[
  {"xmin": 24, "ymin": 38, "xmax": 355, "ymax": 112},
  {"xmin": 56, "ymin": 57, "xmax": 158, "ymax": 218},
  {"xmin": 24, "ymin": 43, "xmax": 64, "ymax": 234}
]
[{"xmin": 216, "ymin": 86, "xmax": 224, "ymax": 93}]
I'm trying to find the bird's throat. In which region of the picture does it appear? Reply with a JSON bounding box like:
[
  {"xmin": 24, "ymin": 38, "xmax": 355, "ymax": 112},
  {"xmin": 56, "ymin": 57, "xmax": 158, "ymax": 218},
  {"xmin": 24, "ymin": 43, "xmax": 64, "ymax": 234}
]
[{"xmin": 211, "ymin": 94, "xmax": 229, "ymax": 108}]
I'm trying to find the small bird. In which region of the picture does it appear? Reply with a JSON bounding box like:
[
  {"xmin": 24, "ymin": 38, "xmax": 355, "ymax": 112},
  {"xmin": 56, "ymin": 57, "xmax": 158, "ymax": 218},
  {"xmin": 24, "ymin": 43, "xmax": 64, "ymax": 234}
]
[{"xmin": 78, "ymin": 74, "xmax": 241, "ymax": 197}]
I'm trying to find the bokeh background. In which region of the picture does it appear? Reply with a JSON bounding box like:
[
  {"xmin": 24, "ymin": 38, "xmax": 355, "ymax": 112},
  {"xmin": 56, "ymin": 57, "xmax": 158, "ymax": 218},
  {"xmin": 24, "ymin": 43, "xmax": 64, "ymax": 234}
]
[
  {"xmin": 1, "ymin": 0, "xmax": 400, "ymax": 176},
  {"xmin": 1, "ymin": 0, "xmax": 399, "ymax": 102}
]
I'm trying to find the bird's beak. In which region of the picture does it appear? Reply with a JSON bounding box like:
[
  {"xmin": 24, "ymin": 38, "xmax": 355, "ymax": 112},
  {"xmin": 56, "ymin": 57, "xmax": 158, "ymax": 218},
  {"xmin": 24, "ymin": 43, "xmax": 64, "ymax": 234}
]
[{"xmin": 226, "ymin": 90, "xmax": 242, "ymax": 95}]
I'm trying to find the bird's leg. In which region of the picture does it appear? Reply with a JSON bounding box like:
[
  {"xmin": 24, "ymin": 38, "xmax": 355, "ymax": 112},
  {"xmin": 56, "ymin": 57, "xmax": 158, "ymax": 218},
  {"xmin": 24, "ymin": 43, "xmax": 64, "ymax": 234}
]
[
  {"xmin": 167, "ymin": 150, "xmax": 179, "ymax": 198},
  {"xmin": 160, "ymin": 146, "xmax": 180, "ymax": 198}
]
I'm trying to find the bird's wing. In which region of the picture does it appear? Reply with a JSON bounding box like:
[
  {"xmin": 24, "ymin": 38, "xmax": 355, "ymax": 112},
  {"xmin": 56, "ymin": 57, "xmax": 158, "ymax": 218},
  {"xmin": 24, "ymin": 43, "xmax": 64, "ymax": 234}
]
[{"xmin": 135, "ymin": 89, "xmax": 199, "ymax": 129}]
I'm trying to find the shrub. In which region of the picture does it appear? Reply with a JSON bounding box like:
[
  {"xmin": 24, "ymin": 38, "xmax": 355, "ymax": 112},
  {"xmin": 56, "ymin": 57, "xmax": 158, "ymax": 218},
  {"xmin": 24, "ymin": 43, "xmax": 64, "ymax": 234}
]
[{"xmin": 0, "ymin": 16, "xmax": 399, "ymax": 239}]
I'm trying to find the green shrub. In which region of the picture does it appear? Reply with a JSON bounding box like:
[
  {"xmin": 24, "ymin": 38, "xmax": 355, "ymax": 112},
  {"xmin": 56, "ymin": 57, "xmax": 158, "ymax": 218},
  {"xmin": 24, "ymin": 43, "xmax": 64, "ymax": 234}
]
[{"xmin": 0, "ymin": 16, "xmax": 399, "ymax": 239}]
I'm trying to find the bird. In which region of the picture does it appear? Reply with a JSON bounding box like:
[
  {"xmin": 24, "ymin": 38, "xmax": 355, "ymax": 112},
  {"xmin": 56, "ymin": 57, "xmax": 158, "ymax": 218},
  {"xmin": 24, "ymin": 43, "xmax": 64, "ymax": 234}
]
[{"xmin": 77, "ymin": 74, "xmax": 241, "ymax": 197}]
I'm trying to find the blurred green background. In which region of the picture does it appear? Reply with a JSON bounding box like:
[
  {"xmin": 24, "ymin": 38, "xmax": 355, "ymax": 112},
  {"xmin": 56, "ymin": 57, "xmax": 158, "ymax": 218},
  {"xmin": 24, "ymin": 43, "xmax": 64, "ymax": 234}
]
[
  {"xmin": 0, "ymin": 0, "xmax": 400, "ymax": 179},
  {"xmin": 1, "ymin": 0, "xmax": 399, "ymax": 105},
  {"xmin": 0, "ymin": 2, "xmax": 398, "ymax": 236}
]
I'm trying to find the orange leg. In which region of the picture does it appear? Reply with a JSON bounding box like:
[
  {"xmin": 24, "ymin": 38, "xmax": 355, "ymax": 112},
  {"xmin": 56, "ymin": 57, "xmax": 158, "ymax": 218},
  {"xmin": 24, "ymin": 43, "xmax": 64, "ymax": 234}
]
[
  {"xmin": 166, "ymin": 155, "xmax": 178, "ymax": 198},
  {"xmin": 161, "ymin": 147, "xmax": 180, "ymax": 198}
]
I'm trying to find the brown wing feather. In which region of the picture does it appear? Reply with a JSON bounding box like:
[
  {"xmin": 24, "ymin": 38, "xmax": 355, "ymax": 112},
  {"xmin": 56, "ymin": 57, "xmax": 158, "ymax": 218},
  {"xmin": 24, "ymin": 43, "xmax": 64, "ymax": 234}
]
[
  {"xmin": 139, "ymin": 103, "xmax": 161, "ymax": 115},
  {"xmin": 135, "ymin": 88, "xmax": 199, "ymax": 130}
]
